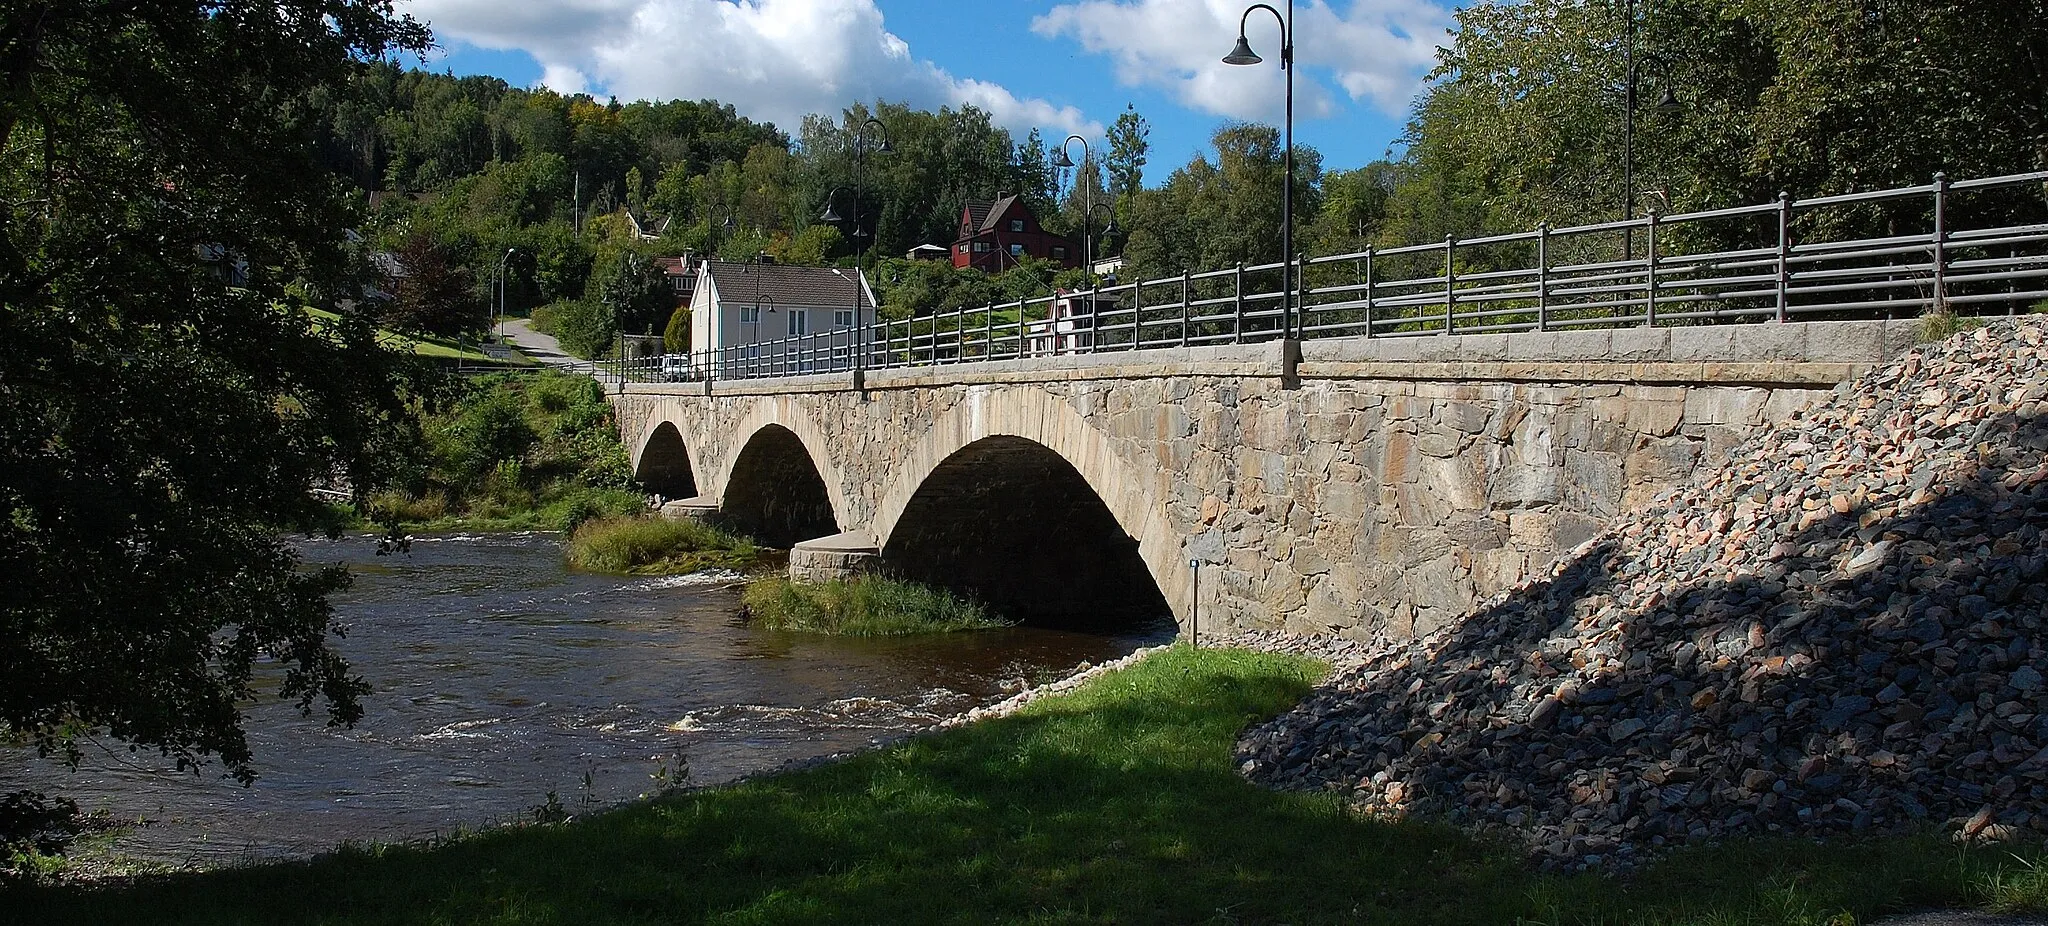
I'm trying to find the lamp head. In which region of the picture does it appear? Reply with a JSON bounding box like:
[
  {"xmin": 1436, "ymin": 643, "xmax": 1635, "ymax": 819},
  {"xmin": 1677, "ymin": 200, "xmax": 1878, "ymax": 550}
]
[
  {"xmin": 875, "ymin": 136, "xmax": 894, "ymax": 155},
  {"xmin": 1654, "ymin": 85, "xmax": 1683, "ymax": 114},
  {"xmin": 1050, "ymin": 148, "xmax": 1074, "ymax": 169},
  {"xmin": 819, "ymin": 201, "xmax": 844, "ymax": 224},
  {"xmin": 1103, "ymin": 215, "xmax": 1121, "ymax": 237},
  {"xmin": 1222, "ymin": 35, "xmax": 1261, "ymax": 66}
]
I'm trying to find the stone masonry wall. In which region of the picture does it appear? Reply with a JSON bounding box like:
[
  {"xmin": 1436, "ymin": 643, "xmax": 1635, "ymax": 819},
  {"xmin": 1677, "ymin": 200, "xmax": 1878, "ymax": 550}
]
[{"xmin": 612, "ymin": 319, "xmax": 1923, "ymax": 640}]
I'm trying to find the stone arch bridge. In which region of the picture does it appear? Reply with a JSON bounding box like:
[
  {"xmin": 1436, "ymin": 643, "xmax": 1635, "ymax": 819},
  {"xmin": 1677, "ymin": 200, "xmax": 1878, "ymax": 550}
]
[{"xmin": 613, "ymin": 322, "xmax": 1916, "ymax": 637}]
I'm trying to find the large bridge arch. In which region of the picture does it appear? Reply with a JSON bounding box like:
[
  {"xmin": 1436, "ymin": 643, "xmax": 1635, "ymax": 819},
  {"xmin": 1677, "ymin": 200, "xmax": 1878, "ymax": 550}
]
[
  {"xmin": 870, "ymin": 389, "xmax": 1185, "ymax": 630},
  {"xmin": 631, "ymin": 420, "xmax": 699, "ymax": 500},
  {"xmin": 721, "ymin": 422, "xmax": 839, "ymax": 548}
]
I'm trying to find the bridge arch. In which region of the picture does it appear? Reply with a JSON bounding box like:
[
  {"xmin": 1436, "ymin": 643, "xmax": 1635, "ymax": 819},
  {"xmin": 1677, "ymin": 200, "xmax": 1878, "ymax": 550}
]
[
  {"xmin": 632, "ymin": 420, "xmax": 699, "ymax": 500},
  {"xmin": 720, "ymin": 421, "xmax": 841, "ymax": 548},
  {"xmin": 871, "ymin": 390, "xmax": 1182, "ymax": 630}
]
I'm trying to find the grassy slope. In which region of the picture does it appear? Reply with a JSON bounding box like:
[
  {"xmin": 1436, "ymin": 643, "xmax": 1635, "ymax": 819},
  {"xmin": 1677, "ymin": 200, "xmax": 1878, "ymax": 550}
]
[
  {"xmin": 10, "ymin": 647, "xmax": 2047, "ymax": 925},
  {"xmin": 303, "ymin": 306, "xmax": 517, "ymax": 363}
]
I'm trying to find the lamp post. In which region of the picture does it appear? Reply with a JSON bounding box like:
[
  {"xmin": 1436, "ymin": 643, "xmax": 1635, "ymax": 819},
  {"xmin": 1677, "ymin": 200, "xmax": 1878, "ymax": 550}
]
[
  {"xmin": 1621, "ymin": 0, "xmax": 1682, "ymax": 257},
  {"xmin": 1223, "ymin": 0, "xmax": 1294, "ymax": 339},
  {"xmin": 1051, "ymin": 135, "xmax": 1121, "ymax": 287},
  {"xmin": 818, "ymin": 117, "xmax": 891, "ymax": 373},
  {"xmin": 495, "ymin": 247, "xmax": 515, "ymax": 341}
]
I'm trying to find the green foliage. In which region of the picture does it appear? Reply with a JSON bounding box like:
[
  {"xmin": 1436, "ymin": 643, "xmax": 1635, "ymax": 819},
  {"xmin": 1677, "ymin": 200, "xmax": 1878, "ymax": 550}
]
[
  {"xmin": 0, "ymin": 0, "xmax": 433, "ymax": 784},
  {"xmin": 590, "ymin": 249, "xmax": 671, "ymax": 336},
  {"xmin": 539, "ymin": 298, "xmax": 617, "ymax": 359},
  {"xmin": 741, "ymin": 576, "xmax": 1008, "ymax": 635},
  {"xmin": 1105, "ymin": 104, "xmax": 1151, "ymax": 207},
  {"xmin": 373, "ymin": 372, "xmax": 639, "ymax": 530},
  {"xmin": 662, "ymin": 303, "xmax": 691, "ymax": 353},
  {"xmin": 564, "ymin": 516, "xmax": 760, "ymax": 575},
  {"xmin": 17, "ymin": 647, "xmax": 2048, "ymax": 923},
  {"xmin": 1121, "ymin": 123, "xmax": 1325, "ymax": 280}
]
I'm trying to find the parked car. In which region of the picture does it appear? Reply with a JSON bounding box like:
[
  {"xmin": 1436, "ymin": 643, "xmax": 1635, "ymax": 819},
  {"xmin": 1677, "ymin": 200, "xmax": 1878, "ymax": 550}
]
[{"xmin": 660, "ymin": 354, "xmax": 696, "ymax": 382}]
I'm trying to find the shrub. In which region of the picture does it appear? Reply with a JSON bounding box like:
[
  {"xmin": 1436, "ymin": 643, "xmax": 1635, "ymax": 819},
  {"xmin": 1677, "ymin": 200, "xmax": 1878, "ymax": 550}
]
[
  {"xmin": 663, "ymin": 303, "xmax": 690, "ymax": 353},
  {"xmin": 741, "ymin": 575, "xmax": 1009, "ymax": 636},
  {"xmin": 565, "ymin": 516, "xmax": 759, "ymax": 575},
  {"xmin": 540, "ymin": 298, "xmax": 616, "ymax": 359}
]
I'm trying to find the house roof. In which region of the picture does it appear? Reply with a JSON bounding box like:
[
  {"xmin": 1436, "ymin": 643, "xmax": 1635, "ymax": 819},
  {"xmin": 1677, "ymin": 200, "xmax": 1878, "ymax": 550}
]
[
  {"xmin": 652, "ymin": 256, "xmax": 693, "ymax": 276},
  {"xmin": 699, "ymin": 259, "xmax": 871, "ymax": 308}
]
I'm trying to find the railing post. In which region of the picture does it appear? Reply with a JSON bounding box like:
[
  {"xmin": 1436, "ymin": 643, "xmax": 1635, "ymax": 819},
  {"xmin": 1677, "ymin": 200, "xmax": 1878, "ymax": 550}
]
[
  {"xmin": 1126, "ymin": 279, "xmax": 1138, "ymax": 350},
  {"xmin": 984, "ymin": 302, "xmax": 995, "ymax": 360},
  {"xmin": 1775, "ymin": 192, "xmax": 1792, "ymax": 322},
  {"xmin": 1645, "ymin": 210, "xmax": 1660, "ymax": 327},
  {"xmin": 1932, "ymin": 172, "xmax": 1950, "ymax": 314},
  {"xmin": 1180, "ymin": 269, "xmax": 1191, "ymax": 347},
  {"xmin": 1536, "ymin": 224, "xmax": 1550, "ymax": 332},
  {"xmin": 1363, "ymin": 246, "xmax": 1375, "ymax": 338},
  {"xmin": 1443, "ymin": 235, "xmax": 1457, "ymax": 335},
  {"xmin": 1232, "ymin": 262, "xmax": 1244, "ymax": 344}
]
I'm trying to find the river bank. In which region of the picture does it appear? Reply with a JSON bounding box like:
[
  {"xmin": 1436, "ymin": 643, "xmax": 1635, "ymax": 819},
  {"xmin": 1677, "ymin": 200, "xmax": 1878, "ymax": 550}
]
[{"xmin": 10, "ymin": 643, "xmax": 2048, "ymax": 924}]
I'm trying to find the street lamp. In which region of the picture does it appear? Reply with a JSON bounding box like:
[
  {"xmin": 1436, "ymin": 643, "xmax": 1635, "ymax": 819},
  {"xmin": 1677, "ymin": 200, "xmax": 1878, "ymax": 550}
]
[
  {"xmin": 816, "ymin": 117, "xmax": 891, "ymax": 373},
  {"xmin": 1051, "ymin": 135, "xmax": 1120, "ymax": 287},
  {"xmin": 1621, "ymin": 0, "xmax": 1683, "ymax": 257},
  {"xmin": 1223, "ymin": 1, "xmax": 1295, "ymax": 339},
  {"xmin": 495, "ymin": 247, "xmax": 515, "ymax": 341}
]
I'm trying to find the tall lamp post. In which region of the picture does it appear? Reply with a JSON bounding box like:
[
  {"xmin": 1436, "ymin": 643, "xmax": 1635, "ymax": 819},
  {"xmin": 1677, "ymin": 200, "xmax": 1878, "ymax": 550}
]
[
  {"xmin": 1223, "ymin": 1, "xmax": 1294, "ymax": 339},
  {"xmin": 494, "ymin": 247, "xmax": 515, "ymax": 341},
  {"xmin": 1621, "ymin": 0, "xmax": 1682, "ymax": 257},
  {"xmin": 819, "ymin": 117, "xmax": 891, "ymax": 373},
  {"xmin": 1051, "ymin": 136, "xmax": 1123, "ymax": 288}
]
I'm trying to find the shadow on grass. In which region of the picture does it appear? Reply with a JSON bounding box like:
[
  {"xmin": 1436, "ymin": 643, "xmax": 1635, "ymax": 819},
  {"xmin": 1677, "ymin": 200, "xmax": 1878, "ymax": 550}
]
[{"xmin": 6, "ymin": 647, "xmax": 2045, "ymax": 925}]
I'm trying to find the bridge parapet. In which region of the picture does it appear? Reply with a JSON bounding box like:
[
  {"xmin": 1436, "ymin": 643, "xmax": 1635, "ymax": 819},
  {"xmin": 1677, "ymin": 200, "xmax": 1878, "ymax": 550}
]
[{"xmin": 614, "ymin": 319, "xmax": 1920, "ymax": 638}]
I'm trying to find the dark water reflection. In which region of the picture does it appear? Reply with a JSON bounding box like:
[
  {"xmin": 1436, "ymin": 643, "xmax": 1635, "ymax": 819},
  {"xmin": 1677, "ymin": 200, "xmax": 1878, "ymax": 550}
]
[{"xmin": 2, "ymin": 532, "xmax": 1170, "ymax": 865}]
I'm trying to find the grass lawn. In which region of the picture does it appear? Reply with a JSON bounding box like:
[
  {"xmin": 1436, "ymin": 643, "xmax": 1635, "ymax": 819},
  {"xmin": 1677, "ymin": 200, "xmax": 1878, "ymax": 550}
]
[
  {"xmin": 8, "ymin": 646, "xmax": 2047, "ymax": 924},
  {"xmin": 303, "ymin": 306, "xmax": 518, "ymax": 364}
]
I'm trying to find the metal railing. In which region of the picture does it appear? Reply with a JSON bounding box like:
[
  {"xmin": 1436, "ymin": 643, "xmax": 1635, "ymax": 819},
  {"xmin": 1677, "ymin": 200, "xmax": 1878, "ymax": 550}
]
[{"xmin": 620, "ymin": 170, "xmax": 2048, "ymax": 385}]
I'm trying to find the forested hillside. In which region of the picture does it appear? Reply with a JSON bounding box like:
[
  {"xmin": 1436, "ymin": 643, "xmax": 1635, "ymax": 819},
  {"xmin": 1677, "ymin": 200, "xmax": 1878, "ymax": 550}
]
[{"xmin": 320, "ymin": 0, "xmax": 2045, "ymax": 351}]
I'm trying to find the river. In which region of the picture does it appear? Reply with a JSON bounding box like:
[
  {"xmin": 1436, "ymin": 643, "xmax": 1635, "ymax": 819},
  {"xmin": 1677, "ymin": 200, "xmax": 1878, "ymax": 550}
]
[{"xmin": 3, "ymin": 532, "xmax": 1170, "ymax": 866}]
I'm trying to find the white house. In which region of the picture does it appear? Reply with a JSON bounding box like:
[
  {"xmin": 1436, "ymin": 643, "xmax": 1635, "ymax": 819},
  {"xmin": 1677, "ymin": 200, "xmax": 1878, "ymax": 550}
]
[{"xmin": 686, "ymin": 257, "xmax": 877, "ymax": 377}]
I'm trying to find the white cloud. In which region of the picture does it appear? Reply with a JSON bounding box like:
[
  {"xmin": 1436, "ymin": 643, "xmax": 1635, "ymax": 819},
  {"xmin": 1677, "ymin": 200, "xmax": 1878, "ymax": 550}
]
[
  {"xmin": 1031, "ymin": 0, "xmax": 1449, "ymax": 123},
  {"xmin": 404, "ymin": 0, "xmax": 1101, "ymax": 138}
]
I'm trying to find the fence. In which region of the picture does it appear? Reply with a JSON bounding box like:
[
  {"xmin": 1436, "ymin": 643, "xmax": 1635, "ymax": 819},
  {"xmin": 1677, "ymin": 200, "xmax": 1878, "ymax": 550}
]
[{"xmin": 616, "ymin": 170, "xmax": 2048, "ymax": 384}]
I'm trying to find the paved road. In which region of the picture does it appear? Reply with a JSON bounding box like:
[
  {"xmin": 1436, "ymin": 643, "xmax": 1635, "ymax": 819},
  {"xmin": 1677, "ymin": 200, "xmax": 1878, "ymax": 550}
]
[{"xmin": 498, "ymin": 319, "xmax": 618, "ymax": 383}]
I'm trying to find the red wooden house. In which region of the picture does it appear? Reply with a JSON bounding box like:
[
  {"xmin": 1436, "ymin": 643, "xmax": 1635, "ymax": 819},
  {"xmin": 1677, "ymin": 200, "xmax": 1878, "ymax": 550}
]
[{"xmin": 951, "ymin": 194, "xmax": 1078, "ymax": 273}]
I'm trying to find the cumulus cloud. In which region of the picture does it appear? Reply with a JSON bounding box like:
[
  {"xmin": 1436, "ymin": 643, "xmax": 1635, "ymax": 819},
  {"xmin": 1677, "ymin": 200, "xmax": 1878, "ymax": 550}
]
[
  {"xmin": 404, "ymin": 0, "xmax": 1100, "ymax": 137},
  {"xmin": 1031, "ymin": 0, "xmax": 1449, "ymax": 122}
]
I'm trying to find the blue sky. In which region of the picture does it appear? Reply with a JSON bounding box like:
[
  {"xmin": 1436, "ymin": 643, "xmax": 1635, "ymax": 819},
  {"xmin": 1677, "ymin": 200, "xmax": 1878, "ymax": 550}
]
[{"xmin": 401, "ymin": 1, "xmax": 1454, "ymax": 182}]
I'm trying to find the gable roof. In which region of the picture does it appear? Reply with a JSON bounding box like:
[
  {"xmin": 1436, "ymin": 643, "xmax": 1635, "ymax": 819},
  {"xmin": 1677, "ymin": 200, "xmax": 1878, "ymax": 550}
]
[
  {"xmin": 698, "ymin": 259, "xmax": 873, "ymax": 308},
  {"xmin": 962, "ymin": 199, "xmax": 995, "ymax": 233}
]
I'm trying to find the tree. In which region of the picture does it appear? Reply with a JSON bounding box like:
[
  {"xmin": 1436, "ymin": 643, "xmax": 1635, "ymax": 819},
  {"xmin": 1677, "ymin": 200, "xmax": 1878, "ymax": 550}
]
[
  {"xmin": 382, "ymin": 232, "xmax": 487, "ymax": 337},
  {"xmin": 591, "ymin": 250, "xmax": 670, "ymax": 335},
  {"xmin": 1105, "ymin": 105, "xmax": 1151, "ymax": 207},
  {"xmin": 0, "ymin": 1, "xmax": 433, "ymax": 784}
]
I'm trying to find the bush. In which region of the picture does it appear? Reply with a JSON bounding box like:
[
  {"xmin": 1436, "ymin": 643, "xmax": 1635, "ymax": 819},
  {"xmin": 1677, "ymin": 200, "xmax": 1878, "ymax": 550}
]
[
  {"xmin": 741, "ymin": 575, "xmax": 1009, "ymax": 636},
  {"xmin": 663, "ymin": 304, "xmax": 690, "ymax": 353},
  {"xmin": 565, "ymin": 515, "xmax": 760, "ymax": 575},
  {"xmin": 540, "ymin": 298, "xmax": 616, "ymax": 359}
]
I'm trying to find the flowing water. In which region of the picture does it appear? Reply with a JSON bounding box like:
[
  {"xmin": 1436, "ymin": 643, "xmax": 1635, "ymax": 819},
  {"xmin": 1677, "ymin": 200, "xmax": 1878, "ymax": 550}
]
[{"xmin": 2, "ymin": 532, "xmax": 1170, "ymax": 866}]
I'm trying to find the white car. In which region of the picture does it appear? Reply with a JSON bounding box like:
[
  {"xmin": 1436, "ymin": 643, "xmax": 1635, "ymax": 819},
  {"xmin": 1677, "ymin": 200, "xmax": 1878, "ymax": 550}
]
[{"xmin": 660, "ymin": 354, "xmax": 696, "ymax": 382}]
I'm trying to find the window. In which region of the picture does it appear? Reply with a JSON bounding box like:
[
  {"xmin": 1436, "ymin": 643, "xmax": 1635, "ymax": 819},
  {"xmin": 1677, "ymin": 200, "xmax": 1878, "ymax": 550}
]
[
  {"xmin": 787, "ymin": 310, "xmax": 808, "ymax": 336},
  {"xmin": 1009, "ymin": 219, "xmax": 1025, "ymax": 233},
  {"xmin": 671, "ymin": 275, "xmax": 689, "ymax": 293},
  {"xmin": 739, "ymin": 306, "xmax": 760, "ymax": 324},
  {"xmin": 834, "ymin": 309, "xmax": 854, "ymax": 328},
  {"xmin": 1051, "ymin": 246, "xmax": 1067, "ymax": 260},
  {"xmin": 1009, "ymin": 243, "xmax": 1024, "ymax": 257},
  {"xmin": 973, "ymin": 241, "xmax": 990, "ymax": 252},
  {"xmin": 957, "ymin": 243, "xmax": 969, "ymax": 253}
]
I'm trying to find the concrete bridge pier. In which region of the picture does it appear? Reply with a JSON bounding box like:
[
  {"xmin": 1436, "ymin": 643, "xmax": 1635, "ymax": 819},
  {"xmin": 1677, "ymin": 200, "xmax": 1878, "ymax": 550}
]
[{"xmin": 788, "ymin": 531, "xmax": 881, "ymax": 583}]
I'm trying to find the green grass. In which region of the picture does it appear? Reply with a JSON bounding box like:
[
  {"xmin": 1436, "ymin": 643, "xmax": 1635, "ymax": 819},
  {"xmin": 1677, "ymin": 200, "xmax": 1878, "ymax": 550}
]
[
  {"xmin": 564, "ymin": 515, "xmax": 763, "ymax": 575},
  {"xmin": 303, "ymin": 305, "xmax": 516, "ymax": 363},
  {"xmin": 742, "ymin": 575, "xmax": 1010, "ymax": 636},
  {"xmin": 9, "ymin": 647, "xmax": 2048, "ymax": 924}
]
